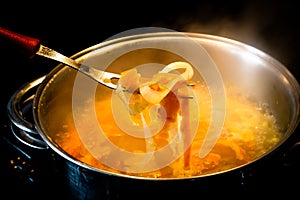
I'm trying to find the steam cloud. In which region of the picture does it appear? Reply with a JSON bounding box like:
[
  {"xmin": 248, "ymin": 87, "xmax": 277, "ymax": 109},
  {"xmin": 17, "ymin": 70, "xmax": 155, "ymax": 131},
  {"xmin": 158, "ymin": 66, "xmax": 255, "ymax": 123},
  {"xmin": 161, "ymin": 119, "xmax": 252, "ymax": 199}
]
[{"xmin": 150, "ymin": 0, "xmax": 299, "ymax": 77}]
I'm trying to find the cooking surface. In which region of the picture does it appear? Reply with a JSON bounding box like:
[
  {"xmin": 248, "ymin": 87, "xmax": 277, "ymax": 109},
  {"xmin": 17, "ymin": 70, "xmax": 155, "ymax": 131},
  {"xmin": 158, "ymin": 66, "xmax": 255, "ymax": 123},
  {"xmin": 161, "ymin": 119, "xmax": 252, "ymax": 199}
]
[{"xmin": 1, "ymin": 0, "xmax": 300, "ymax": 198}]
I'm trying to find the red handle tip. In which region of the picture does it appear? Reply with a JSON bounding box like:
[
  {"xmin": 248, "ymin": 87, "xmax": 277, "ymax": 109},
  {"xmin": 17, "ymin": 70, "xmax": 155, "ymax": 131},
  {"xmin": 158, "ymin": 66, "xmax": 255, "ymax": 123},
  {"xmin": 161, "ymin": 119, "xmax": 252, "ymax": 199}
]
[{"xmin": 0, "ymin": 27, "xmax": 40, "ymax": 58}]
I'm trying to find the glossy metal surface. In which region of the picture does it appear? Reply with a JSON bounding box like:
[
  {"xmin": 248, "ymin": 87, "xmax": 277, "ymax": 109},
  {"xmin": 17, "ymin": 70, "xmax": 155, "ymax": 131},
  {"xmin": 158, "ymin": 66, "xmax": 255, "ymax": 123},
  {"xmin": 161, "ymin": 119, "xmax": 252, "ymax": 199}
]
[
  {"xmin": 7, "ymin": 32, "xmax": 300, "ymax": 182},
  {"xmin": 37, "ymin": 45, "xmax": 120, "ymax": 89}
]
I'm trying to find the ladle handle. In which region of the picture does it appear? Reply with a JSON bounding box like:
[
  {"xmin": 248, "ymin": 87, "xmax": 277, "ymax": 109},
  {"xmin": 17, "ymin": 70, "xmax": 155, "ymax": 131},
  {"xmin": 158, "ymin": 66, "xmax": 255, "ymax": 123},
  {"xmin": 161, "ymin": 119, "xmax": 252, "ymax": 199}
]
[{"xmin": 0, "ymin": 27, "xmax": 40, "ymax": 58}]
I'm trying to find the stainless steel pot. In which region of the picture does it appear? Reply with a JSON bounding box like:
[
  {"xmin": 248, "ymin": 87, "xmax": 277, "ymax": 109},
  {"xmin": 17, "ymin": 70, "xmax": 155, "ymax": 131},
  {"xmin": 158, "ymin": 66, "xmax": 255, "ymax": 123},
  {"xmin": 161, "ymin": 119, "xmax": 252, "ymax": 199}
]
[{"xmin": 7, "ymin": 31, "xmax": 300, "ymax": 198}]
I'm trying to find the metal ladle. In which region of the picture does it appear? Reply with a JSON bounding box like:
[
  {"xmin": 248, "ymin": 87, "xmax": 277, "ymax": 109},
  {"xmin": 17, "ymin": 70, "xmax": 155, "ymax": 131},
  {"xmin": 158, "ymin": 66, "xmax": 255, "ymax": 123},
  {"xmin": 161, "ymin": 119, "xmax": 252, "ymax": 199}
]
[{"xmin": 0, "ymin": 27, "xmax": 120, "ymax": 89}]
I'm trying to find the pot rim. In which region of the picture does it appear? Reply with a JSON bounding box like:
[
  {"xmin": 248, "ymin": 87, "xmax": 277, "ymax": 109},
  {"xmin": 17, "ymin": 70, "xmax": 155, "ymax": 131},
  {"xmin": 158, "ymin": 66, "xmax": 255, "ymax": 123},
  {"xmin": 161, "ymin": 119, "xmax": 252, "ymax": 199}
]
[{"xmin": 31, "ymin": 31, "xmax": 300, "ymax": 180}]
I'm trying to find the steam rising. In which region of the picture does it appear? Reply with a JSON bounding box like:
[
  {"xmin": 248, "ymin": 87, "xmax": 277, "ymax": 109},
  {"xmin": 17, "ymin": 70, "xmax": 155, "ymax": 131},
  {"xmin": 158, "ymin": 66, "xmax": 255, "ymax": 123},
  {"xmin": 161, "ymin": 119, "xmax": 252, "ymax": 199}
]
[{"xmin": 150, "ymin": 1, "xmax": 298, "ymax": 75}]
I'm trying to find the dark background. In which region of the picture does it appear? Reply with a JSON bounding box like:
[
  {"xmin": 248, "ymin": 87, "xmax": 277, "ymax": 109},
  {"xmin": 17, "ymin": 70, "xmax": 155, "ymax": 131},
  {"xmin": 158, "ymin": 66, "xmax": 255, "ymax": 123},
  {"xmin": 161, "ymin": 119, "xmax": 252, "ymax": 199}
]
[
  {"xmin": 0, "ymin": 0, "xmax": 300, "ymax": 198},
  {"xmin": 1, "ymin": 0, "xmax": 299, "ymax": 97}
]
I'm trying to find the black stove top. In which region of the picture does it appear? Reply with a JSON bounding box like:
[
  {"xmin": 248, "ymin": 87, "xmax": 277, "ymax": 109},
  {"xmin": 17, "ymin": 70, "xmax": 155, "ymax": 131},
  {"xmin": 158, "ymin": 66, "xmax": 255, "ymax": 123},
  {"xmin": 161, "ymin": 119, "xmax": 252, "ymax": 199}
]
[{"xmin": 1, "ymin": 1, "xmax": 300, "ymax": 199}]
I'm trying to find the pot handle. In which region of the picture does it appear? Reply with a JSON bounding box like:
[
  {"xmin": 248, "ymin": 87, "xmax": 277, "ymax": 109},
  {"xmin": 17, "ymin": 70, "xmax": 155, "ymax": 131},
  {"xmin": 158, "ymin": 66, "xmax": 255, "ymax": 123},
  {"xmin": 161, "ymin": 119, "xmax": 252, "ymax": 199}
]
[{"xmin": 7, "ymin": 76, "xmax": 48, "ymax": 149}]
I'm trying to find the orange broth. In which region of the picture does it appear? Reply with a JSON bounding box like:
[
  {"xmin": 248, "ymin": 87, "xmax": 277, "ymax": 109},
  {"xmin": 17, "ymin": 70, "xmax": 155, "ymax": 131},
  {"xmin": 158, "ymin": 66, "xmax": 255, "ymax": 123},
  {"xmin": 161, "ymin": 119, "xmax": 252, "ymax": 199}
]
[{"xmin": 52, "ymin": 80, "xmax": 282, "ymax": 178}]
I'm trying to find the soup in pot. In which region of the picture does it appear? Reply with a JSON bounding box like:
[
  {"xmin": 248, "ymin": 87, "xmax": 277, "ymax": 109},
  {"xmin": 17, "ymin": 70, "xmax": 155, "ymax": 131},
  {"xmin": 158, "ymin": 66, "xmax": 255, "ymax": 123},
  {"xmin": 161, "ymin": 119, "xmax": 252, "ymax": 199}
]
[{"xmin": 43, "ymin": 61, "xmax": 282, "ymax": 179}]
